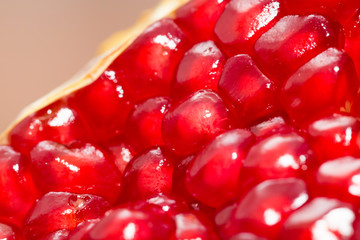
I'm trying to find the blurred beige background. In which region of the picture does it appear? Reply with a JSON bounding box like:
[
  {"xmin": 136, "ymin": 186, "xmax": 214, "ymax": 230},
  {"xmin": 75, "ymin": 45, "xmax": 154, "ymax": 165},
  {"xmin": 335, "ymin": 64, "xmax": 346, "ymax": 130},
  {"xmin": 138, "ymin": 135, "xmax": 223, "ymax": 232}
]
[{"xmin": 0, "ymin": 0, "xmax": 159, "ymax": 132}]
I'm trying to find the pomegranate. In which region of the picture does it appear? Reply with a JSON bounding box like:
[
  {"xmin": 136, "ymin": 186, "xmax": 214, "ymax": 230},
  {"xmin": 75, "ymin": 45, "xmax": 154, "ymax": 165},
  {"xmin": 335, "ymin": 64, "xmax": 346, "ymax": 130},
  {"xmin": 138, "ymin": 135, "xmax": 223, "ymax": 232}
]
[{"xmin": 1, "ymin": 0, "xmax": 360, "ymax": 239}]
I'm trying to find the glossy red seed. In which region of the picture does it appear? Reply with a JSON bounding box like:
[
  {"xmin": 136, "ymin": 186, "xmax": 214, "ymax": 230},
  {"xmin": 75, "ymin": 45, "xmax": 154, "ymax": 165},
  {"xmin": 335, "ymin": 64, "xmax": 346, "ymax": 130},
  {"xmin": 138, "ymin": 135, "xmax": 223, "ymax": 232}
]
[
  {"xmin": 172, "ymin": 40, "xmax": 225, "ymax": 100},
  {"xmin": 112, "ymin": 18, "xmax": 190, "ymax": 103},
  {"xmin": 68, "ymin": 69, "xmax": 133, "ymax": 142},
  {"xmin": 23, "ymin": 192, "xmax": 110, "ymax": 239},
  {"xmin": 175, "ymin": 0, "xmax": 228, "ymax": 41},
  {"xmin": 68, "ymin": 220, "xmax": 100, "ymax": 240},
  {"xmin": 242, "ymin": 133, "xmax": 314, "ymax": 189},
  {"xmin": 215, "ymin": 0, "xmax": 283, "ymax": 56},
  {"xmin": 107, "ymin": 142, "xmax": 135, "ymax": 175},
  {"xmin": 86, "ymin": 207, "xmax": 176, "ymax": 240},
  {"xmin": 218, "ymin": 54, "xmax": 278, "ymax": 126},
  {"xmin": 307, "ymin": 114, "xmax": 360, "ymax": 162},
  {"xmin": 254, "ymin": 15, "xmax": 343, "ymax": 82},
  {"xmin": 125, "ymin": 97, "xmax": 171, "ymax": 152},
  {"xmin": 186, "ymin": 129, "xmax": 255, "ymax": 207},
  {"xmin": 174, "ymin": 211, "xmax": 218, "ymax": 240},
  {"xmin": 250, "ymin": 116, "xmax": 294, "ymax": 139},
  {"xmin": 281, "ymin": 48, "xmax": 359, "ymax": 125},
  {"xmin": 0, "ymin": 223, "xmax": 23, "ymax": 240},
  {"xmin": 284, "ymin": 0, "xmax": 359, "ymax": 24},
  {"xmin": 217, "ymin": 178, "xmax": 309, "ymax": 239},
  {"xmin": 122, "ymin": 147, "xmax": 175, "ymax": 201},
  {"xmin": 9, "ymin": 100, "xmax": 86, "ymax": 155},
  {"xmin": 30, "ymin": 141, "xmax": 121, "ymax": 203},
  {"xmin": 0, "ymin": 146, "xmax": 38, "ymax": 227},
  {"xmin": 39, "ymin": 230, "xmax": 70, "ymax": 240},
  {"xmin": 280, "ymin": 197, "xmax": 358, "ymax": 239},
  {"xmin": 162, "ymin": 90, "xmax": 230, "ymax": 156},
  {"xmin": 315, "ymin": 157, "xmax": 360, "ymax": 206}
]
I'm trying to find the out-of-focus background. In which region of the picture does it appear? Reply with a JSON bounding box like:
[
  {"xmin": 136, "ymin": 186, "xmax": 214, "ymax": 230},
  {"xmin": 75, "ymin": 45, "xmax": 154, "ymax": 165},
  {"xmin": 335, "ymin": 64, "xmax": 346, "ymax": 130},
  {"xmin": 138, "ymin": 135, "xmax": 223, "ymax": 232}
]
[{"xmin": 0, "ymin": 0, "xmax": 159, "ymax": 132}]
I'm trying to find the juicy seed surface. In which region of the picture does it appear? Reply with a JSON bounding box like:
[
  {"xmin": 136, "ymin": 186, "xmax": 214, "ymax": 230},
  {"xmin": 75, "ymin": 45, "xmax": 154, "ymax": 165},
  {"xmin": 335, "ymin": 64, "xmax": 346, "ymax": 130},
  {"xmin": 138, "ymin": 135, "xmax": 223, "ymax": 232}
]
[{"xmin": 4, "ymin": 0, "xmax": 360, "ymax": 238}]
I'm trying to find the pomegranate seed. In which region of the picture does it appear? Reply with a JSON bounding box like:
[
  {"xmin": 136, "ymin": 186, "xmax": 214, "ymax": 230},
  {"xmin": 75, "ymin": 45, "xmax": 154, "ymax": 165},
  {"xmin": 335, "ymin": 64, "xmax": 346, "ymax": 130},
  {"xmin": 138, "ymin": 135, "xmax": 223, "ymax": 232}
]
[
  {"xmin": 68, "ymin": 69, "xmax": 133, "ymax": 142},
  {"xmin": 281, "ymin": 48, "xmax": 359, "ymax": 125},
  {"xmin": 307, "ymin": 114, "xmax": 360, "ymax": 161},
  {"xmin": 172, "ymin": 40, "xmax": 225, "ymax": 100},
  {"xmin": 23, "ymin": 192, "xmax": 110, "ymax": 239},
  {"xmin": 186, "ymin": 129, "xmax": 255, "ymax": 207},
  {"xmin": 112, "ymin": 18, "xmax": 191, "ymax": 102},
  {"xmin": 215, "ymin": 0, "xmax": 283, "ymax": 56},
  {"xmin": 122, "ymin": 147, "xmax": 175, "ymax": 201},
  {"xmin": 86, "ymin": 207, "xmax": 176, "ymax": 240},
  {"xmin": 175, "ymin": 0, "xmax": 228, "ymax": 42},
  {"xmin": 174, "ymin": 211, "xmax": 218, "ymax": 240},
  {"xmin": 0, "ymin": 146, "xmax": 38, "ymax": 227},
  {"xmin": 242, "ymin": 133, "xmax": 314, "ymax": 189},
  {"xmin": 280, "ymin": 197, "xmax": 359, "ymax": 239},
  {"xmin": 39, "ymin": 230, "xmax": 69, "ymax": 240},
  {"xmin": 254, "ymin": 15, "xmax": 343, "ymax": 82},
  {"xmin": 218, "ymin": 54, "xmax": 279, "ymax": 126},
  {"xmin": 314, "ymin": 156, "xmax": 360, "ymax": 206},
  {"xmin": 9, "ymin": 100, "xmax": 87, "ymax": 155},
  {"xmin": 30, "ymin": 141, "xmax": 121, "ymax": 203},
  {"xmin": 250, "ymin": 116, "xmax": 294, "ymax": 139},
  {"xmin": 162, "ymin": 89, "xmax": 230, "ymax": 156},
  {"xmin": 0, "ymin": 223, "xmax": 23, "ymax": 240},
  {"xmin": 217, "ymin": 178, "xmax": 309, "ymax": 239},
  {"xmin": 125, "ymin": 97, "xmax": 171, "ymax": 152}
]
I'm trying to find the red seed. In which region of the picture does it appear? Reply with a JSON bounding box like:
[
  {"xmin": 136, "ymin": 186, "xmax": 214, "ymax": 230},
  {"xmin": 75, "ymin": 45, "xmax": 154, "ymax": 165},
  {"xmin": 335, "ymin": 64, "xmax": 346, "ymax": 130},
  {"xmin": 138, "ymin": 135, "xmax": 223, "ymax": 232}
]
[
  {"xmin": 254, "ymin": 15, "xmax": 343, "ymax": 82},
  {"xmin": 122, "ymin": 147, "xmax": 176, "ymax": 201},
  {"xmin": 315, "ymin": 157, "xmax": 360, "ymax": 206},
  {"xmin": 125, "ymin": 97, "xmax": 172, "ymax": 152},
  {"xmin": 68, "ymin": 69, "xmax": 133, "ymax": 142},
  {"xmin": 172, "ymin": 40, "xmax": 225, "ymax": 100},
  {"xmin": 23, "ymin": 192, "xmax": 110, "ymax": 239},
  {"xmin": 112, "ymin": 18, "xmax": 191, "ymax": 102},
  {"xmin": 281, "ymin": 48, "xmax": 359, "ymax": 125},
  {"xmin": 0, "ymin": 146, "xmax": 39, "ymax": 227},
  {"xmin": 217, "ymin": 178, "xmax": 309, "ymax": 239},
  {"xmin": 242, "ymin": 133, "xmax": 314, "ymax": 189},
  {"xmin": 162, "ymin": 89, "xmax": 230, "ymax": 156},
  {"xmin": 10, "ymin": 100, "xmax": 87, "ymax": 155},
  {"xmin": 218, "ymin": 54, "xmax": 279, "ymax": 126},
  {"xmin": 215, "ymin": 0, "xmax": 283, "ymax": 56},
  {"xmin": 175, "ymin": 0, "xmax": 229, "ymax": 42},
  {"xmin": 307, "ymin": 114, "xmax": 360, "ymax": 162},
  {"xmin": 30, "ymin": 141, "xmax": 121, "ymax": 203},
  {"xmin": 186, "ymin": 129, "xmax": 255, "ymax": 207}
]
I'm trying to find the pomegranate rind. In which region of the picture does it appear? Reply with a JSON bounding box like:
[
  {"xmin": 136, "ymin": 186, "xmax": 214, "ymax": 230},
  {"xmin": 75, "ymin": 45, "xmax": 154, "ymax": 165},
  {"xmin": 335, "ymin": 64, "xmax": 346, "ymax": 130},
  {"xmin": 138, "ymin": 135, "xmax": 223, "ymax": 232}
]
[{"xmin": 0, "ymin": 0, "xmax": 190, "ymax": 144}]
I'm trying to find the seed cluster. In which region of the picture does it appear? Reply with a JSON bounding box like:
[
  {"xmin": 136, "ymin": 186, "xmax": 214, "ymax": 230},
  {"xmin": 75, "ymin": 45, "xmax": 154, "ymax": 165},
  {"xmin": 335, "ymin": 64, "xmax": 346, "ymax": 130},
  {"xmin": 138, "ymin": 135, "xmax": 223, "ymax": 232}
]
[{"xmin": 1, "ymin": 0, "xmax": 360, "ymax": 239}]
